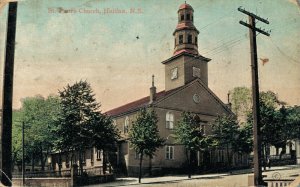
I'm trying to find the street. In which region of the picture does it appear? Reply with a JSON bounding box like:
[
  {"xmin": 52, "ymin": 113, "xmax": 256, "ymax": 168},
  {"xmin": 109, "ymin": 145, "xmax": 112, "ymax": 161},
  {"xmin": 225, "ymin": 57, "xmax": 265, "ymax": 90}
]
[{"xmin": 87, "ymin": 165, "xmax": 300, "ymax": 187}]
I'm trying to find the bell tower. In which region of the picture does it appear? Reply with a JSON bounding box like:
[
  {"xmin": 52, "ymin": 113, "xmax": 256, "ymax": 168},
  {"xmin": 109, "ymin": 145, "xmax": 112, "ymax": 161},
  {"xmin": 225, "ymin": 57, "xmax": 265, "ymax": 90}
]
[
  {"xmin": 162, "ymin": 3, "xmax": 211, "ymax": 91},
  {"xmin": 173, "ymin": 2, "xmax": 199, "ymax": 56}
]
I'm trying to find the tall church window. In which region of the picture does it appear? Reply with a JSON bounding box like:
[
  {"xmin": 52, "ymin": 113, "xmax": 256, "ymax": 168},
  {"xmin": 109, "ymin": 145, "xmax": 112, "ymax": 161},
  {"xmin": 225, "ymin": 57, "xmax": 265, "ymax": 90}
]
[
  {"xmin": 165, "ymin": 146, "xmax": 174, "ymax": 160},
  {"xmin": 188, "ymin": 34, "xmax": 192, "ymax": 44},
  {"xmin": 195, "ymin": 36, "xmax": 198, "ymax": 45},
  {"xmin": 181, "ymin": 14, "xmax": 184, "ymax": 21},
  {"xmin": 191, "ymin": 15, "xmax": 193, "ymax": 21},
  {"xmin": 166, "ymin": 112, "xmax": 174, "ymax": 129},
  {"xmin": 179, "ymin": 35, "xmax": 183, "ymax": 44},
  {"xmin": 186, "ymin": 13, "xmax": 190, "ymax": 20},
  {"xmin": 124, "ymin": 116, "xmax": 129, "ymax": 133}
]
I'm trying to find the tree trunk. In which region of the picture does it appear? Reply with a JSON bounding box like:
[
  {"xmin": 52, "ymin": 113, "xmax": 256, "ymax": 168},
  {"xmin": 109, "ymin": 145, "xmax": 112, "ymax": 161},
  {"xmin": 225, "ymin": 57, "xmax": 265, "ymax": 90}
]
[
  {"xmin": 79, "ymin": 150, "xmax": 84, "ymax": 175},
  {"xmin": 264, "ymin": 144, "xmax": 268, "ymax": 171},
  {"xmin": 31, "ymin": 153, "xmax": 35, "ymax": 172},
  {"xmin": 149, "ymin": 156, "xmax": 152, "ymax": 177},
  {"xmin": 40, "ymin": 147, "xmax": 45, "ymax": 171},
  {"xmin": 138, "ymin": 152, "xmax": 144, "ymax": 183},
  {"xmin": 186, "ymin": 149, "xmax": 191, "ymax": 179},
  {"xmin": 58, "ymin": 152, "xmax": 62, "ymax": 177},
  {"xmin": 226, "ymin": 144, "xmax": 231, "ymax": 169},
  {"xmin": 103, "ymin": 150, "xmax": 107, "ymax": 174}
]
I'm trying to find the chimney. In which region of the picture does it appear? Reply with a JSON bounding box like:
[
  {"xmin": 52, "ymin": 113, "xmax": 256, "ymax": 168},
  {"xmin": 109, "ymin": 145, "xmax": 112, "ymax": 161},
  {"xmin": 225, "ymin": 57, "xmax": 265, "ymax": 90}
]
[
  {"xmin": 149, "ymin": 75, "xmax": 156, "ymax": 104},
  {"xmin": 227, "ymin": 92, "xmax": 232, "ymax": 109}
]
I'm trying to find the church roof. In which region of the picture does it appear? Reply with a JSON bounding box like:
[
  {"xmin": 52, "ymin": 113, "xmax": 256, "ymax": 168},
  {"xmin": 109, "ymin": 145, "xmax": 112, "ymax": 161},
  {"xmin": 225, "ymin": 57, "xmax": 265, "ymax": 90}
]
[
  {"xmin": 105, "ymin": 78, "xmax": 232, "ymax": 117},
  {"xmin": 161, "ymin": 51, "xmax": 211, "ymax": 64},
  {"xmin": 105, "ymin": 87, "xmax": 182, "ymax": 117}
]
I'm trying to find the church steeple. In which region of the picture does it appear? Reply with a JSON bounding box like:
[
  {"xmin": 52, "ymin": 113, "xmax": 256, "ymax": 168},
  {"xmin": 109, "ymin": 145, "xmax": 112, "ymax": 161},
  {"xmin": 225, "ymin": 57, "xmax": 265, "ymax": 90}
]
[
  {"xmin": 162, "ymin": 3, "xmax": 211, "ymax": 91},
  {"xmin": 173, "ymin": 2, "xmax": 199, "ymax": 56}
]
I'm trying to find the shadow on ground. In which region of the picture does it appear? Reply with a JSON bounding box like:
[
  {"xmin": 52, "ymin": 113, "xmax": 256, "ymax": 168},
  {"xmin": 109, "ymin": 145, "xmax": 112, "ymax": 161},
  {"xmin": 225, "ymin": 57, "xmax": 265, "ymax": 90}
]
[{"xmin": 101, "ymin": 175, "xmax": 223, "ymax": 187}]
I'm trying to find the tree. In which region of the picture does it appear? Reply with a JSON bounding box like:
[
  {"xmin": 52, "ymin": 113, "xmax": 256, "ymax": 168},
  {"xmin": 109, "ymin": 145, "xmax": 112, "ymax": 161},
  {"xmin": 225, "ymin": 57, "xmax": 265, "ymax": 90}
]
[
  {"xmin": 12, "ymin": 95, "xmax": 61, "ymax": 171},
  {"xmin": 211, "ymin": 114, "xmax": 239, "ymax": 168},
  {"xmin": 286, "ymin": 106, "xmax": 300, "ymax": 140},
  {"xmin": 57, "ymin": 80, "xmax": 102, "ymax": 174},
  {"xmin": 128, "ymin": 108, "xmax": 165, "ymax": 183},
  {"xmin": 236, "ymin": 122, "xmax": 253, "ymax": 155},
  {"xmin": 174, "ymin": 112, "xmax": 212, "ymax": 178},
  {"xmin": 246, "ymin": 91, "xmax": 290, "ymax": 167},
  {"xmin": 90, "ymin": 112, "xmax": 120, "ymax": 173},
  {"xmin": 56, "ymin": 80, "xmax": 120, "ymax": 175},
  {"xmin": 229, "ymin": 87, "xmax": 252, "ymax": 121}
]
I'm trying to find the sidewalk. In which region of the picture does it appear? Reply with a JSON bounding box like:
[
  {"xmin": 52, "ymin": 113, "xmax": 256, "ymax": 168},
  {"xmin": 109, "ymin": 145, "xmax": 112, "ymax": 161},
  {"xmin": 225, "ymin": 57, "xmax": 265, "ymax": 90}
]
[{"xmin": 86, "ymin": 165, "xmax": 300, "ymax": 187}]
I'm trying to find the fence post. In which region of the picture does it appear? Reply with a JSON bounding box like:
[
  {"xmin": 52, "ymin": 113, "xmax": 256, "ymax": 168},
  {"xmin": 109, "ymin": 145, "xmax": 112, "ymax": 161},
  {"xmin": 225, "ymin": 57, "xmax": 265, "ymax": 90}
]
[{"xmin": 71, "ymin": 164, "xmax": 78, "ymax": 186}]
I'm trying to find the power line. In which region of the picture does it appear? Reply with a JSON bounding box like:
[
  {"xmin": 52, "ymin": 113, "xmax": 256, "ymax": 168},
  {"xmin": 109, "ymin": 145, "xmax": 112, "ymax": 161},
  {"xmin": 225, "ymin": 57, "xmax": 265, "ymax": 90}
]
[{"xmin": 267, "ymin": 37, "xmax": 299, "ymax": 64}]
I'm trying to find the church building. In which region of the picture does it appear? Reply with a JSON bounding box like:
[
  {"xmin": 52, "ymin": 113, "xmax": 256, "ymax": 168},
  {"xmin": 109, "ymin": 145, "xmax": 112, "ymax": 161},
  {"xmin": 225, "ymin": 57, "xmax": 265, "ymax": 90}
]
[{"xmin": 105, "ymin": 3, "xmax": 249, "ymax": 176}]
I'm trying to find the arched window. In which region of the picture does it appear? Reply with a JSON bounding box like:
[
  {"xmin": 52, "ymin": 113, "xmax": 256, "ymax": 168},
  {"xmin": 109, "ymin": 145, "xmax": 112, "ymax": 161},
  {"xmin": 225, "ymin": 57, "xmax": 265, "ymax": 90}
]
[
  {"xmin": 186, "ymin": 13, "xmax": 190, "ymax": 20},
  {"xmin": 188, "ymin": 34, "xmax": 192, "ymax": 44},
  {"xmin": 166, "ymin": 112, "xmax": 174, "ymax": 129},
  {"xmin": 195, "ymin": 36, "xmax": 198, "ymax": 45},
  {"xmin": 181, "ymin": 14, "xmax": 184, "ymax": 21},
  {"xmin": 124, "ymin": 116, "xmax": 129, "ymax": 133},
  {"xmin": 179, "ymin": 35, "xmax": 183, "ymax": 44}
]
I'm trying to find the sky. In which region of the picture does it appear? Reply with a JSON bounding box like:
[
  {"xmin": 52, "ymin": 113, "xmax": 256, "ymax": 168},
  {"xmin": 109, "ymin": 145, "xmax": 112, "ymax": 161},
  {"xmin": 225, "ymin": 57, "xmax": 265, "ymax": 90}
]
[{"xmin": 0, "ymin": 0, "xmax": 299, "ymax": 111}]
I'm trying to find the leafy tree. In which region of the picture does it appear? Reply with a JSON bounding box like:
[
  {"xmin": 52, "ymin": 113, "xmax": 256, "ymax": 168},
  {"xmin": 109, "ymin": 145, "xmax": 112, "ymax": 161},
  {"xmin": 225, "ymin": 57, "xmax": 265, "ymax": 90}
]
[
  {"xmin": 56, "ymin": 80, "xmax": 120, "ymax": 174},
  {"xmin": 90, "ymin": 112, "xmax": 120, "ymax": 173},
  {"xmin": 229, "ymin": 87, "xmax": 252, "ymax": 121},
  {"xmin": 174, "ymin": 112, "xmax": 212, "ymax": 178},
  {"xmin": 57, "ymin": 80, "xmax": 102, "ymax": 174},
  {"xmin": 286, "ymin": 106, "xmax": 300, "ymax": 140},
  {"xmin": 12, "ymin": 95, "xmax": 61, "ymax": 171},
  {"xmin": 12, "ymin": 110, "xmax": 24, "ymax": 171},
  {"xmin": 236, "ymin": 122, "xmax": 253, "ymax": 155},
  {"xmin": 128, "ymin": 108, "xmax": 165, "ymax": 183},
  {"xmin": 246, "ymin": 91, "xmax": 292, "ymax": 167},
  {"xmin": 211, "ymin": 114, "xmax": 239, "ymax": 168}
]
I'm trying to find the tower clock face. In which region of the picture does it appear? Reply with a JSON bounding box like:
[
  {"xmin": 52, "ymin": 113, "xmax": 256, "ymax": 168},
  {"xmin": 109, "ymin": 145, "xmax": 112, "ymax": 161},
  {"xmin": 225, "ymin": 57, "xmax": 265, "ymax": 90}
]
[{"xmin": 171, "ymin": 67, "xmax": 178, "ymax": 80}]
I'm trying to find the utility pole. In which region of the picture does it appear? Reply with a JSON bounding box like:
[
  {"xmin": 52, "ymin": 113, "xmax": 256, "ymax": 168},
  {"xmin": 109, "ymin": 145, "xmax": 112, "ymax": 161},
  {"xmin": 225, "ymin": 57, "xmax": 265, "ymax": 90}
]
[
  {"xmin": 1, "ymin": 2, "xmax": 18, "ymax": 186},
  {"xmin": 22, "ymin": 122, "xmax": 25, "ymax": 186},
  {"xmin": 238, "ymin": 7, "xmax": 270, "ymax": 187}
]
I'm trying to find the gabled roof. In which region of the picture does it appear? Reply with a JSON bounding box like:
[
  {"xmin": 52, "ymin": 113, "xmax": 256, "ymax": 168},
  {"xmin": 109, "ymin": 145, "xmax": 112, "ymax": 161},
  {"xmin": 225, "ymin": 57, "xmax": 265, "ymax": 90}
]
[
  {"xmin": 105, "ymin": 87, "xmax": 182, "ymax": 117},
  {"xmin": 105, "ymin": 79, "xmax": 233, "ymax": 118},
  {"xmin": 153, "ymin": 78, "xmax": 233, "ymax": 115}
]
